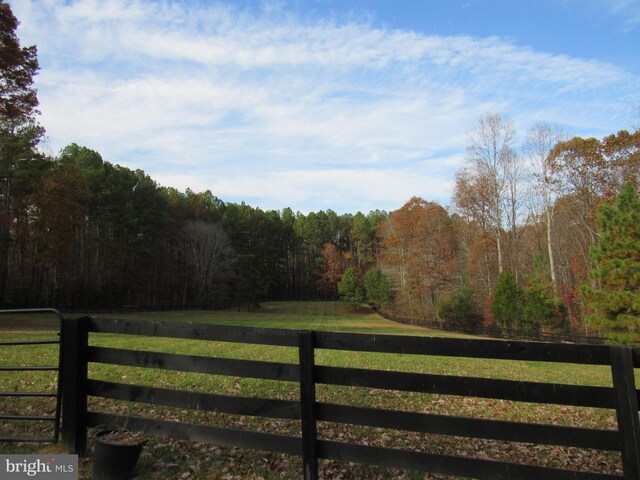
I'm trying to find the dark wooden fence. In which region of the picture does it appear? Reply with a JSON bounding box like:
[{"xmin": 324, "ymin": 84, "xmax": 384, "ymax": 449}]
[
  {"xmin": 61, "ymin": 316, "xmax": 640, "ymax": 479},
  {"xmin": 57, "ymin": 304, "xmax": 210, "ymax": 314}
]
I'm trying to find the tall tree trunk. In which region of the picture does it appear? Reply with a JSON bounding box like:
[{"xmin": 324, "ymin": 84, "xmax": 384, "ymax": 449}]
[
  {"xmin": 0, "ymin": 144, "xmax": 14, "ymax": 306},
  {"xmin": 546, "ymin": 206, "xmax": 557, "ymax": 286}
]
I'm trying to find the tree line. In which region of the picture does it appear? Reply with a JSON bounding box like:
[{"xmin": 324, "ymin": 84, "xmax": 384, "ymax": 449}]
[
  {"xmin": 0, "ymin": 1, "xmax": 387, "ymax": 310},
  {"xmin": 374, "ymin": 114, "xmax": 639, "ymax": 344},
  {"xmin": 1, "ymin": 1, "xmax": 638, "ymax": 342},
  {"xmin": 4, "ymin": 141, "xmax": 389, "ymax": 309}
]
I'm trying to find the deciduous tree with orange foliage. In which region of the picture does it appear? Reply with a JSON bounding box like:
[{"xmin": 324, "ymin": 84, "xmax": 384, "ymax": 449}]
[
  {"xmin": 380, "ymin": 197, "xmax": 458, "ymax": 319},
  {"xmin": 315, "ymin": 242, "xmax": 343, "ymax": 299},
  {"xmin": 24, "ymin": 163, "xmax": 90, "ymax": 304}
]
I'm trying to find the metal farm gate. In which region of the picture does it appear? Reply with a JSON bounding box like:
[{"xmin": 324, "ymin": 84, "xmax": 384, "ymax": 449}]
[{"xmin": 0, "ymin": 309, "xmax": 64, "ymax": 444}]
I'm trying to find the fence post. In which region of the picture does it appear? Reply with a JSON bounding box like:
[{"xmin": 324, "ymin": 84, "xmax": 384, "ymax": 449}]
[
  {"xmin": 299, "ymin": 331, "xmax": 318, "ymax": 480},
  {"xmin": 610, "ymin": 346, "xmax": 640, "ymax": 479},
  {"xmin": 61, "ymin": 316, "xmax": 89, "ymax": 455}
]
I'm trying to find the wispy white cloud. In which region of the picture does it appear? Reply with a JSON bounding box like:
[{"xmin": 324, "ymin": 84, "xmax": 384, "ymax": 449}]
[
  {"xmin": 10, "ymin": 0, "xmax": 640, "ymax": 213},
  {"xmin": 569, "ymin": 0, "xmax": 640, "ymax": 30},
  {"xmin": 606, "ymin": 0, "xmax": 640, "ymax": 28},
  {"xmin": 197, "ymin": 166, "xmax": 456, "ymax": 213}
]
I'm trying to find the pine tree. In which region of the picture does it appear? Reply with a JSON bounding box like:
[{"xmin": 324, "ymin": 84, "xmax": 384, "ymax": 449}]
[
  {"xmin": 522, "ymin": 254, "xmax": 568, "ymax": 333},
  {"xmin": 363, "ymin": 267, "xmax": 393, "ymax": 310},
  {"xmin": 0, "ymin": 1, "xmax": 42, "ymax": 304},
  {"xmin": 583, "ymin": 183, "xmax": 640, "ymax": 344},
  {"xmin": 338, "ymin": 267, "xmax": 365, "ymax": 311},
  {"xmin": 490, "ymin": 272, "xmax": 523, "ymax": 331}
]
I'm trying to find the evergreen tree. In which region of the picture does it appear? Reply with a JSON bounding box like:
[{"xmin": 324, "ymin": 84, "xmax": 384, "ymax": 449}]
[
  {"xmin": 452, "ymin": 284, "xmax": 480, "ymax": 327},
  {"xmin": 490, "ymin": 272, "xmax": 523, "ymax": 331},
  {"xmin": 437, "ymin": 283, "xmax": 480, "ymax": 328},
  {"xmin": 338, "ymin": 267, "xmax": 365, "ymax": 311},
  {"xmin": 583, "ymin": 183, "xmax": 640, "ymax": 344},
  {"xmin": 0, "ymin": 1, "xmax": 42, "ymax": 304},
  {"xmin": 363, "ymin": 267, "xmax": 393, "ymax": 310},
  {"xmin": 521, "ymin": 288, "xmax": 549, "ymax": 334},
  {"xmin": 522, "ymin": 254, "xmax": 568, "ymax": 333}
]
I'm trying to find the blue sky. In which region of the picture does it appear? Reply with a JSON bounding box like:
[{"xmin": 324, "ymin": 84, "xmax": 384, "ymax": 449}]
[{"xmin": 10, "ymin": 0, "xmax": 640, "ymax": 214}]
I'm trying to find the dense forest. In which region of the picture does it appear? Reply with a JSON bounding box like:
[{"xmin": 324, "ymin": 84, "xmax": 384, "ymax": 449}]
[
  {"xmin": 1, "ymin": 2, "xmax": 638, "ymax": 342},
  {"xmin": 4, "ymin": 143, "xmax": 389, "ymax": 310}
]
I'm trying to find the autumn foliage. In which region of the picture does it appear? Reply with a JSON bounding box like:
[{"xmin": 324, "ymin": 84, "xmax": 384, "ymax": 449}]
[{"xmin": 1, "ymin": 3, "xmax": 639, "ymax": 341}]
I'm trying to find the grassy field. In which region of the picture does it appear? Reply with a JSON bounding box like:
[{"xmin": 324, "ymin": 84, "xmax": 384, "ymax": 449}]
[
  {"xmin": 0, "ymin": 302, "xmax": 627, "ymax": 479},
  {"xmin": 93, "ymin": 301, "xmax": 458, "ymax": 334}
]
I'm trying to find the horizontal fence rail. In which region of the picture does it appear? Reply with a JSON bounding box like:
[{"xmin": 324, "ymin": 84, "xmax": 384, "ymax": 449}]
[{"xmin": 60, "ymin": 316, "xmax": 640, "ymax": 479}]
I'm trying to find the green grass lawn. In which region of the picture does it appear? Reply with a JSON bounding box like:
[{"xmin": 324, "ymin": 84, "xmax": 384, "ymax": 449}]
[
  {"xmin": 0, "ymin": 302, "xmax": 629, "ymax": 479},
  {"xmin": 90, "ymin": 301, "xmax": 454, "ymax": 335}
]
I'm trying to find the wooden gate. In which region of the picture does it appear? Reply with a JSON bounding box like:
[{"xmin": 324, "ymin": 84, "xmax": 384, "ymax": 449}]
[{"xmin": 0, "ymin": 309, "xmax": 64, "ymax": 444}]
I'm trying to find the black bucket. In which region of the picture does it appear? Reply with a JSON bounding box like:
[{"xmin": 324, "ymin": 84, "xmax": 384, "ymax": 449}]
[{"xmin": 92, "ymin": 429, "xmax": 144, "ymax": 480}]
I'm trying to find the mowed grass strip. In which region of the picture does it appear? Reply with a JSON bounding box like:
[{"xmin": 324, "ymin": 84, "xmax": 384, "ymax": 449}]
[
  {"xmin": 92, "ymin": 301, "xmax": 433, "ymax": 334},
  {"xmin": 0, "ymin": 301, "xmax": 628, "ymax": 477}
]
